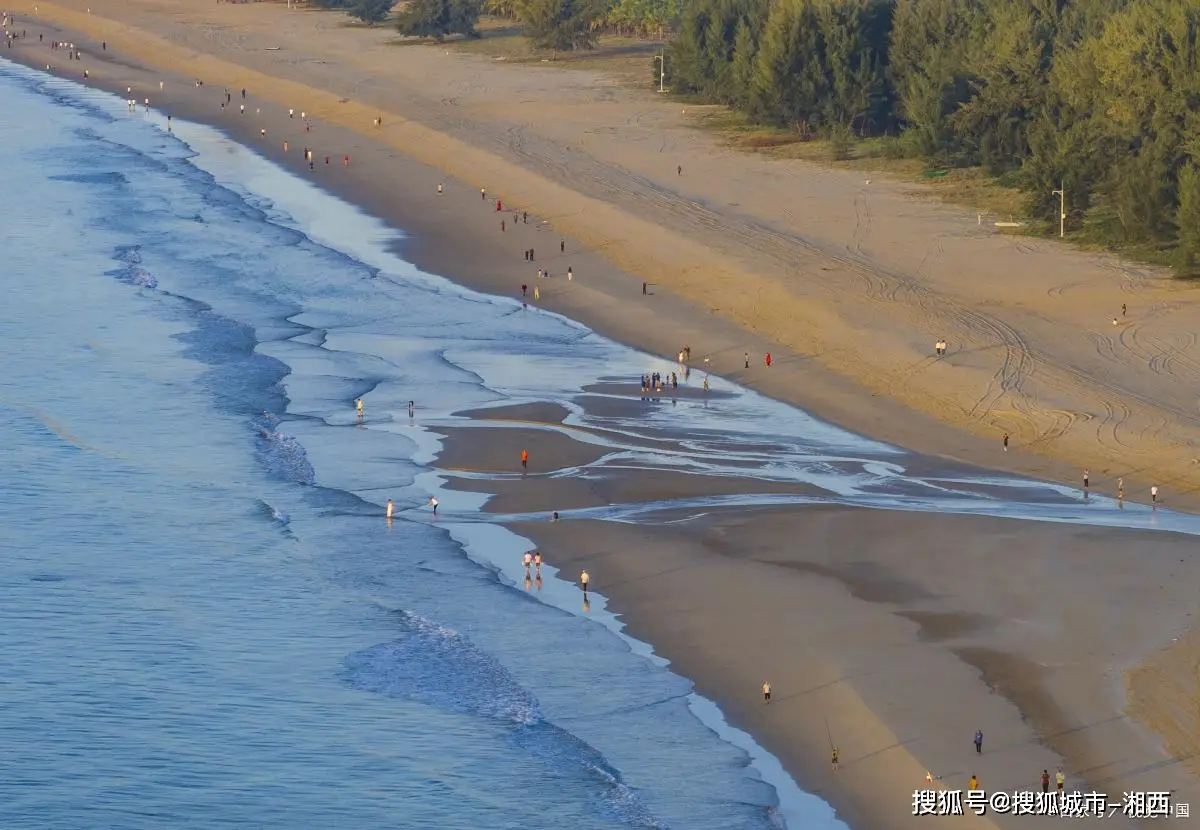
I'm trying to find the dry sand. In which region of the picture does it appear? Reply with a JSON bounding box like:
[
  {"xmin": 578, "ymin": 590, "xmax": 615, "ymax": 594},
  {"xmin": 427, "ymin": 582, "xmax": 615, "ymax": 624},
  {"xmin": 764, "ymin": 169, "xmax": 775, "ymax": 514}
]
[{"xmin": 9, "ymin": 4, "xmax": 1200, "ymax": 828}]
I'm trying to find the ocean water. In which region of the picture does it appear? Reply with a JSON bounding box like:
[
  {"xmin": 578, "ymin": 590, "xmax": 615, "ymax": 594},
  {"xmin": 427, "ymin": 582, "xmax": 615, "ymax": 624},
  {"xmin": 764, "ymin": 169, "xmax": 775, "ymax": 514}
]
[
  {"xmin": 6, "ymin": 58, "xmax": 1200, "ymax": 830},
  {"xmin": 0, "ymin": 61, "xmax": 840, "ymax": 830}
]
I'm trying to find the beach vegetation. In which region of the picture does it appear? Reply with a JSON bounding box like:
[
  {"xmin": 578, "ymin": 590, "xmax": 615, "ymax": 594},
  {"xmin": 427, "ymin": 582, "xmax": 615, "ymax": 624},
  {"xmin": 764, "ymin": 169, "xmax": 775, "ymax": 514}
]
[
  {"xmin": 517, "ymin": 0, "xmax": 612, "ymax": 50},
  {"xmin": 662, "ymin": 0, "xmax": 1200, "ymax": 274},
  {"xmin": 395, "ymin": 0, "xmax": 483, "ymax": 38},
  {"xmin": 353, "ymin": 0, "xmax": 400, "ymax": 24}
]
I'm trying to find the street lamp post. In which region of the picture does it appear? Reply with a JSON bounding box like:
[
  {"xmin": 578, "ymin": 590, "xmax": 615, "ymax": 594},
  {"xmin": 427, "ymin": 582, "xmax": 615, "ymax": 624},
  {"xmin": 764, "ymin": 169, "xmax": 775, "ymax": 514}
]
[
  {"xmin": 654, "ymin": 53, "xmax": 666, "ymax": 93},
  {"xmin": 1051, "ymin": 184, "xmax": 1065, "ymax": 238}
]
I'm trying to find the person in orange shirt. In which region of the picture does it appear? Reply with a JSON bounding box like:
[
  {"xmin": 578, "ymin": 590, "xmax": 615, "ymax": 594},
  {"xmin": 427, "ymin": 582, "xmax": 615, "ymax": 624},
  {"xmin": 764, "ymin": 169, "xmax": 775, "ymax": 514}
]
[{"xmin": 520, "ymin": 449, "xmax": 529, "ymax": 471}]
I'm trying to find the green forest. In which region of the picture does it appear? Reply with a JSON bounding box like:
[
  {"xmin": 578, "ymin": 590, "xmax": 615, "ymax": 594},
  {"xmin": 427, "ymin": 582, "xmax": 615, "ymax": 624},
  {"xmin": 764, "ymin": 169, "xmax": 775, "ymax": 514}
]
[
  {"xmin": 311, "ymin": 0, "xmax": 1200, "ymax": 272},
  {"xmin": 667, "ymin": 0, "xmax": 1200, "ymax": 271}
]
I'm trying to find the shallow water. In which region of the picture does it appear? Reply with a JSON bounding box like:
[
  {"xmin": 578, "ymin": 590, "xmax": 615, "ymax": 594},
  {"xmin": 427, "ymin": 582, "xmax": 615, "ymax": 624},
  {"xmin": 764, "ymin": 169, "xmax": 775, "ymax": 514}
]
[{"xmin": 4, "ymin": 57, "xmax": 1199, "ymax": 830}]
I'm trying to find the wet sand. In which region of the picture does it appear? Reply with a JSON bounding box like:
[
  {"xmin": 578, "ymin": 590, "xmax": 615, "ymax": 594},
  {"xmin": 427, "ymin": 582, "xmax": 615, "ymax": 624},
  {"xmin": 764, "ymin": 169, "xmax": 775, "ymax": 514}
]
[{"xmin": 515, "ymin": 510, "xmax": 1200, "ymax": 830}]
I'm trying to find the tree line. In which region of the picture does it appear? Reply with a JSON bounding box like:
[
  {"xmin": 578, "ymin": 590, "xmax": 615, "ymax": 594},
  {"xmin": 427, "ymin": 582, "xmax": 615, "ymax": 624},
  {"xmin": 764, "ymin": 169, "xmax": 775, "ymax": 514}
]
[
  {"xmin": 666, "ymin": 0, "xmax": 1200, "ymax": 271},
  {"xmin": 311, "ymin": 0, "xmax": 682, "ymax": 40}
]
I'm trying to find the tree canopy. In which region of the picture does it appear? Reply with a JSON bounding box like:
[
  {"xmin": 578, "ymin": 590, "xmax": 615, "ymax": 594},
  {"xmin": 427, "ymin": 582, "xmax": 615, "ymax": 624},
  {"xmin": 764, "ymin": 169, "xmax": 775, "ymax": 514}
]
[
  {"xmin": 395, "ymin": 0, "xmax": 482, "ymax": 38},
  {"xmin": 665, "ymin": 0, "xmax": 1200, "ymax": 272}
]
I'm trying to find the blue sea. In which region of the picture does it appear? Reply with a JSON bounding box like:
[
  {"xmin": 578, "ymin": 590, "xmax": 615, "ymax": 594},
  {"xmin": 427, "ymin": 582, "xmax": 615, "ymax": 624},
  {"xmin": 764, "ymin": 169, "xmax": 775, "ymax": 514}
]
[{"xmin": 3, "ymin": 60, "xmax": 1199, "ymax": 830}]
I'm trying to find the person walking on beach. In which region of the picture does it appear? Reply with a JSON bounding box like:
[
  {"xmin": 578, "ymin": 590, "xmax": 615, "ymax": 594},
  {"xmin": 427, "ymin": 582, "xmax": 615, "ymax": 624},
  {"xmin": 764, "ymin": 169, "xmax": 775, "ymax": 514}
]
[
  {"xmin": 521, "ymin": 283, "xmax": 527, "ymax": 297},
  {"xmin": 1151, "ymin": 484, "xmax": 1159, "ymax": 504},
  {"xmin": 580, "ymin": 569, "xmax": 590, "ymax": 595},
  {"xmin": 355, "ymin": 398, "xmax": 364, "ymax": 420},
  {"xmin": 974, "ymin": 729, "xmax": 984, "ymax": 754},
  {"xmin": 501, "ymin": 219, "xmax": 506, "ymax": 233},
  {"xmin": 386, "ymin": 498, "xmax": 394, "ymax": 520},
  {"xmin": 1041, "ymin": 769, "xmax": 1050, "ymax": 794},
  {"xmin": 830, "ymin": 747, "xmax": 839, "ymax": 772},
  {"xmin": 968, "ymin": 775, "xmax": 978, "ymax": 791},
  {"xmin": 533, "ymin": 550, "xmax": 542, "ymax": 572},
  {"xmin": 533, "ymin": 285, "xmax": 540, "ymax": 301},
  {"xmin": 560, "ymin": 239, "xmax": 565, "ymax": 254},
  {"xmin": 1002, "ymin": 433, "xmax": 1009, "ymax": 452},
  {"xmin": 1122, "ymin": 303, "xmax": 1127, "ymax": 317},
  {"xmin": 408, "ymin": 401, "xmax": 415, "ymax": 419},
  {"xmin": 523, "ymin": 550, "xmax": 533, "ymax": 574},
  {"xmin": 567, "ymin": 267, "xmax": 573, "ymax": 281},
  {"xmin": 520, "ymin": 449, "xmax": 529, "ymax": 471},
  {"xmin": 437, "ymin": 183, "xmax": 443, "ymax": 194},
  {"xmin": 481, "ymin": 187, "xmax": 486, "ymax": 200},
  {"xmin": 1083, "ymin": 468, "xmax": 1089, "ymax": 495},
  {"xmin": 1056, "ymin": 767, "xmax": 1065, "ymax": 795},
  {"xmin": 289, "ymin": 108, "xmax": 294, "ymax": 118},
  {"xmin": 430, "ymin": 496, "xmax": 439, "ymax": 516},
  {"xmin": 762, "ymin": 680, "xmax": 771, "ymax": 704},
  {"xmin": 764, "ymin": 352, "xmax": 772, "ymax": 367},
  {"xmin": 744, "ymin": 352, "xmax": 750, "ymax": 369},
  {"xmin": 1118, "ymin": 477, "xmax": 1125, "ymax": 502}
]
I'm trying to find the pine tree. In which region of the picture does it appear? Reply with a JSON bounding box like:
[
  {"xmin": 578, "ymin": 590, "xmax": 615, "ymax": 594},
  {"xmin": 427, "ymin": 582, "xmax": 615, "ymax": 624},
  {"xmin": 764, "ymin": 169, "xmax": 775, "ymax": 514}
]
[
  {"xmin": 396, "ymin": 0, "xmax": 480, "ymax": 38},
  {"xmin": 1175, "ymin": 163, "xmax": 1200, "ymax": 273}
]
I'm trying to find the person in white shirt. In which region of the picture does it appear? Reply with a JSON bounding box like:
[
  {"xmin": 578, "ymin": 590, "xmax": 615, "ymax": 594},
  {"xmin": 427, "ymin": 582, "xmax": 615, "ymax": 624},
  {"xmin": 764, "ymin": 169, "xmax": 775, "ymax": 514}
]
[
  {"xmin": 430, "ymin": 497, "xmax": 439, "ymax": 516},
  {"xmin": 386, "ymin": 498, "xmax": 393, "ymax": 519},
  {"xmin": 579, "ymin": 569, "xmax": 590, "ymax": 594},
  {"xmin": 1151, "ymin": 485, "xmax": 1159, "ymax": 504}
]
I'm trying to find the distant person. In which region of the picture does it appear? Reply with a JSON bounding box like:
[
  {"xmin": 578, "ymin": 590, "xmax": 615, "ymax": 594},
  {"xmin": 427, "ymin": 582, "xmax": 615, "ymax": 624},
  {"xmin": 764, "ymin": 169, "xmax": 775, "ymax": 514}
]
[
  {"xmin": 523, "ymin": 551, "xmax": 533, "ymax": 572},
  {"xmin": 1056, "ymin": 768, "xmax": 1065, "ymax": 795},
  {"xmin": 1083, "ymin": 468, "xmax": 1089, "ymax": 494},
  {"xmin": 1041, "ymin": 769, "xmax": 1050, "ymax": 794},
  {"xmin": 501, "ymin": 219, "xmax": 505, "ymax": 232},
  {"xmin": 533, "ymin": 550, "xmax": 542, "ymax": 570},
  {"xmin": 289, "ymin": 108, "xmax": 294, "ymax": 118},
  {"xmin": 1112, "ymin": 317, "xmax": 1118, "ymax": 326},
  {"xmin": 533, "ymin": 285, "xmax": 540, "ymax": 301},
  {"xmin": 968, "ymin": 775, "xmax": 978, "ymax": 791},
  {"xmin": 481, "ymin": 187, "xmax": 486, "ymax": 200},
  {"xmin": 1118, "ymin": 477, "xmax": 1125, "ymax": 501},
  {"xmin": 429, "ymin": 496, "xmax": 439, "ymax": 516},
  {"xmin": 408, "ymin": 401, "xmax": 414, "ymax": 418},
  {"xmin": 1002, "ymin": 433, "xmax": 1009, "ymax": 452},
  {"xmin": 1151, "ymin": 484, "xmax": 1159, "ymax": 504},
  {"xmin": 520, "ymin": 449, "xmax": 529, "ymax": 471},
  {"xmin": 521, "ymin": 283, "xmax": 527, "ymax": 297},
  {"xmin": 762, "ymin": 680, "xmax": 771, "ymax": 704},
  {"xmin": 496, "ymin": 199, "xmax": 502, "ymax": 212},
  {"xmin": 580, "ymin": 569, "xmax": 590, "ymax": 595},
  {"xmin": 560, "ymin": 239, "xmax": 565, "ymax": 253},
  {"xmin": 567, "ymin": 267, "xmax": 573, "ymax": 281},
  {"xmin": 677, "ymin": 165, "xmax": 682, "ymax": 176},
  {"xmin": 830, "ymin": 747, "xmax": 839, "ymax": 772},
  {"xmin": 355, "ymin": 398, "xmax": 363, "ymax": 420},
  {"xmin": 974, "ymin": 729, "xmax": 983, "ymax": 754},
  {"xmin": 522, "ymin": 211, "xmax": 528, "ymax": 223},
  {"xmin": 764, "ymin": 352, "xmax": 772, "ymax": 367},
  {"xmin": 744, "ymin": 352, "xmax": 750, "ymax": 368},
  {"xmin": 1122, "ymin": 303, "xmax": 1127, "ymax": 317},
  {"xmin": 551, "ymin": 512, "xmax": 558, "ymax": 522},
  {"xmin": 241, "ymin": 88, "xmax": 246, "ymax": 99},
  {"xmin": 437, "ymin": 183, "xmax": 443, "ymax": 194},
  {"xmin": 386, "ymin": 498, "xmax": 393, "ymax": 519}
]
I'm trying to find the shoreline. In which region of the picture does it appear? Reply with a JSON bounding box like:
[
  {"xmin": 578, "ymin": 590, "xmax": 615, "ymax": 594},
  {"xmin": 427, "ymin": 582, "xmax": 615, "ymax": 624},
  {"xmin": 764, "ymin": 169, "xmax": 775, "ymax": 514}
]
[
  {"xmin": 10, "ymin": 0, "xmax": 1200, "ymax": 519},
  {"xmin": 6, "ymin": 8, "xmax": 1200, "ymax": 830}
]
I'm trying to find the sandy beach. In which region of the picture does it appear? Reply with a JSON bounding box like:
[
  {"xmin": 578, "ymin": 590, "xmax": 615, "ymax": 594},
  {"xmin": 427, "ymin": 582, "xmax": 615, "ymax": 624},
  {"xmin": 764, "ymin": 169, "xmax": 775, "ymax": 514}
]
[{"xmin": 7, "ymin": 4, "xmax": 1200, "ymax": 829}]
